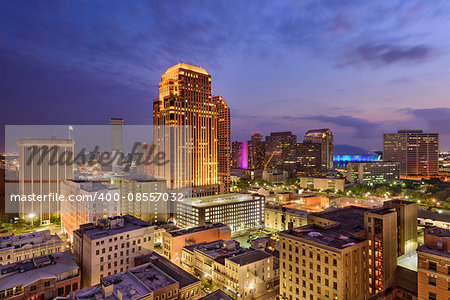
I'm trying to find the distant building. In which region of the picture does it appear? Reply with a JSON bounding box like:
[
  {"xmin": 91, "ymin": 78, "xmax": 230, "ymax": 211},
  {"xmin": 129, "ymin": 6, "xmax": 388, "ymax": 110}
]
[
  {"xmin": 416, "ymin": 227, "xmax": 450, "ymax": 300},
  {"xmin": 18, "ymin": 138, "xmax": 74, "ymax": 224},
  {"xmin": 109, "ymin": 118, "xmax": 123, "ymax": 153},
  {"xmin": 72, "ymin": 251, "xmax": 201, "ymax": 300},
  {"xmin": 231, "ymin": 141, "xmax": 247, "ymax": 169},
  {"xmin": 72, "ymin": 215, "xmax": 154, "ymax": 287},
  {"xmin": 181, "ymin": 240, "xmax": 278, "ymax": 299},
  {"xmin": 304, "ymin": 129, "xmax": 333, "ymax": 170},
  {"xmin": 296, "ymin": 142, "xmax": 322, "ymax": 176},
  {"xmin": 299, "ymin": 177, "xmax": 345, "ymax": 192},
  {"xmin": 333, "ymin": 154, "xmax": 381, "ymax": 168},
  {"xmin": 0, "ymin": 251, "xmax": 80, "ymax": 300},
  {"xmin": 0, "ymin": 230, "xmax": 63, "ymax": 266},
  {"xmin": 264, "ymin": 206, "xmax": 308, "ymax": 232},
  {"xmin": 162, "ymin": 223, "xmax": 231, "ymax": 265},
  {"xmin": 176, "ymin": 194, "xmax": 265, "ymax": 233},
  {"xmin": 213, "ymin": 96, "xmax": 231, "ymax": 192},
  {"xmin": 347, "ymin": 161, "xmax": 400, "ymax": 184},
  {"xmin": 265, "ymin": 132, "xmax": 298, "ymax": 176},
  {"xmin": 248, "ymin": 133, "xmax": 265, "ymax": 170},
  {"xmin": 60, "ymin": 180, "xmax": 120, "ymax": 243},
  {"xmin": 383, "ymin": 130, "xmax": 439, "ymax": 176}
]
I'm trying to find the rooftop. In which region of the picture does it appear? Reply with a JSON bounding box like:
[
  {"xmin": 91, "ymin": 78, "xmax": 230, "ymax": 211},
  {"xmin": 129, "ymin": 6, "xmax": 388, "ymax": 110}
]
[
  {"xmin": 165, "ymin": 63, "xmax": 208, "ymax": 75},
  {"xmin": 418, "ymin": 209, "xmax": 450, "ymax": 222},
  {"xmin": 0, "ymin": 251, "xmax": 78, "ymax": 290},
  {"xmin": 425, "ymin": 226, "xmax": 450, "ymax": 238},
  {"xmin": 384, "ymin": 199, "xmax": 416, "ymax": 206},
  {"xmin": 200, "ymin": 290, "xmax": 234, "ymax": 300},
  {"xmin": 167, "ymin": 223, "xmax": 230, "ymax": 238},
  {"xmin": 368, "ymin": 207, "xmax": 396, "ymax": 216},
  {"xmin": 0, "ymin": 229, "xmax": 62, "ymax": 250},
  {"xmin": 74, "ymin": 215, "xmax": 152, "ymax": 240},
  {"xmin": 281, "ymin": 223, "xmax": 366, "ymax": 250},
  {"xmin": 113, "ymin": 174, "xmax": 166, "ymax": 183},
  {"xmin": 266, "ymin": 206, "xmax": 308, "ymax": 218},
  {"xmin": 180, "ymin": 193, "xmax": 260, "ymax": 208},
  {"xmin": 309, "ymin": 206, "xmax": 369, "ymax": 232},
  {"xmin": 228, "ymin": 250, "xmax": 272, "ymax": 265}
]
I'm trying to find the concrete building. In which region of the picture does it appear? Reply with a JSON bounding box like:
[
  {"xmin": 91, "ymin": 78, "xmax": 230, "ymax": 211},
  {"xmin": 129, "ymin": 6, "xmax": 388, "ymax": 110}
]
[
  {"xmin": 299, "ymin": 176, "xmax": 345, "ymax": 192},
  {"xmin": 72, "ymin": 252, "xmax": 201, "ymax": 300},
  {"xmin": 72, "ymin": 215, "xmax": 154, "ymax": 287},
  {"xmin": 0, "ymin": 230, "xmax": 63, "ymax": 266},
  {"xmin": 265, "ymin": 206, "xmax": 308, "ymax": 232},
  {"xmin": 303, "ymin": 129, "xmax": 334, "ymax": 170},
  {"xmin": 265, "ymin": 132, "xmax": 298, "ymax": 176},
  {"xmin": 279, "ymin": 224, "xmax": 369, "ymax": 300},
  {"xmin": 112, "ymin": 175, "xmax": 169, "ymax": 224},
  {"xmin": 109, "ymin": 118, "xmax": 123, "ymax": 153},
  {"xmin": 153, "ymin": 63, "xmax": 228, "ymax": 195},
  {"xmin": 417, "ymin": 227, "xmax": 450, "ymax": 300},
  {"xmin": 213, "ymin": 96, "xmax": 231, "ymax": 192},
  {"xmin": 248, "ymin": 133, "xmax": 265, "ymax": 171},
  {"xmin": 0, "ymin": 251, "xmax": 80, "ymax": 300},
  {"xmin": 181, "ymin": 240, "xmax": 277, "ymax": 299},
  {"xmin": 383, "ymin": 130, "xmax": 439, "ymax": 176},
  {"xmin": 347, "ymin": 161, "xmax": 400, "ymax": 185},
  {"xmin": 296, "ymin": 142, "xmax": 322, "ymax": 176},
  {"xmin": 176, "ymin": 194, "xmax": 264, "ymax": 234},
  {"xmin": 60, "ymin": 180, "xmax": 120, "ymax": 243},
  {"xmin": 162, "ymin": 223, "xmax": 231, "ymax": 264},
  {"xmin": 417, "ymin": 209, "xmax": 450, "ymax": 229},
  {"xmin": 383, "ymin": 199, "xmax": 418, "ymax": 256},
  {"xmin": 18, "ymin": 138, "xmax": 74, "ymax": 224}
]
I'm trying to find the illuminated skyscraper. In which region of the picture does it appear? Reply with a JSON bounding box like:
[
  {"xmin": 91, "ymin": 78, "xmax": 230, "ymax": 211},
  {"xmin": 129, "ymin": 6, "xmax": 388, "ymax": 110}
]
[
  {"xmin": 109, "ymin": 118, "xmax": 123, "ymax": 153},
  {"xmin": 265, "ymin": 131, "xmax": 297, "ymax": 175},
  {"xmin": 383, "ymin": 130, "xmax": 439, "ymax": 177},
  {"xmin": 213, "ymin": 95, "xmax": 230, "ymax": 192},
  {"xmin": 304, "ymin": 128, "xmax": 334, "ymax": 170},
  {"xmin": 153, "ymin": 63, "xmax": 228, "ymax": 195}
]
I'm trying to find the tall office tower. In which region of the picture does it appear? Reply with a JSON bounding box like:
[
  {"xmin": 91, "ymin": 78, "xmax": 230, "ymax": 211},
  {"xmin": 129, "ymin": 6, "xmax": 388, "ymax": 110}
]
[
  {"xmin": 153, "ymin": 63, "xmax": 225, "ymax": 195},
  {"xmin": 364, "ymin": 208, "xmax": 398, "ymax": 297},
  {"xmin": 304, "ymin": 129, "xmax": 334, "ymax": 170},
  {"xmin": 248, "ymin": 133, "xmax": 266, "ymax": 170},
  {"xmin": 347, "ymin": 161, "xmax": 400, "ymax": 185},
  {"xmin": 231, "ymin": 141, "xmax": 246, "ymax": 169},
  {"xmin": 109, "ymin": 118, "xmax": 123, "ymax": 153},
  {"xmin": 213, "ymin": 95, "xmax": 231, "ymax": 192},
  {"xmin": 297, "ymin": 141, "xmax": 322, "ymax": 176},
  {"xmin": 18, "ymin": 138, "xmax": 74, "ymax": 224},
  {"xmin": 383, "ymin": 199, "xmax": 418, "ymax": 256},
  {"xmin": 279, "ymin": 224, "xmax": 369, "ymax": 300},
  {"xmin": 417, "ymin": 227, "xmax": 450, "ymax": 300},
  {"xmin": 383, "ymin": 130, "xmax": 439, "ymax": 176},
  {"xmin": 265, "ymin": 132, "xmax": 297, "ymax": 175}
]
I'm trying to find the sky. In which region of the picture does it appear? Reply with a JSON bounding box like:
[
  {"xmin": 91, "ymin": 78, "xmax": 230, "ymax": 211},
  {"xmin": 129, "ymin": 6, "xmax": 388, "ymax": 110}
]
[{"xmin": 1, "ymin": 0, "xmax": 450, "ymax": 152}]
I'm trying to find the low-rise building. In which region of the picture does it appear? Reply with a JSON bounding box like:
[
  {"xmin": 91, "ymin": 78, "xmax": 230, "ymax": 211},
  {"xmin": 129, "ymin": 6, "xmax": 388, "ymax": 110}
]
[
  {"xmin": 265, "ymin": 206, "xmax": 308, "ymax": 232},
  {"xmin": 347, "ymin": 161, "xmax": 400, "ymax": 184},
  {"xmin": 299, "ymin": 177, "xmax": 345, "ymax": 192},
  {"xmin": 0, "ymin": 251, "xmax": 80, "ymax": 300},
  {"xmin": 61, "ymin": 180, "xmax": 120, "ymax": 243},
  {"xmin": 162, "ymin": 223, "xmax": 231, "ymax": 265},
  {"xmin": 72, "ymin": 252, "xmax": 201, "ymax": 300},
  {"xmin": 417, "ymin": 227, "xmax": 450, "ymax": 300},
  {"xmin": 417, "ymin": 209, "xmax": 450, "ymax": 229},
  {"xmin": 181, "ymin": 240, "xmax": 278, "ymax": 299},
  {"xmin": 73, "ymin": 215, "xmax": 154, "ymax": 287},
  {"xmin": 0, "ymin": 230, "xmax": 63, "ymax": 266},
  {"xmin": 177, "ymin": 194, "xmax": 264, "ymax": 234}
]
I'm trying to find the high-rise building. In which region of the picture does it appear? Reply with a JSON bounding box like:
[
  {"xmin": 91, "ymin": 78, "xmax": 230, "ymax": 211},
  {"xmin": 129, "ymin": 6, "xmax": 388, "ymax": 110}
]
[
  {"xmin": 304, "ymin": 129, "xmax": 334, "ymax": 170},
  {"xmin": 297, "ymin": 142, "xmax": 322, "ymax": 176},
  {"xmin": 213, "ymin": 95, "xmax": 231, "ymax": 192},
  {"xmin": 176, "ymin": 193, "xmax": 265, "ymax": 233},
  {"xmin": 18, "ymin": 138, "xmax": 74, "ymax": 224},
  {"xmin": 347, "ymin": 161, "xmax": 400, "ymax": 184},
  {"xmin": 153, "ymin": 63, "xmax": 228, "ymax": 195},
  {"xmin": 417, "ymin": 227, "xmax": 450, "ymax": 300},
  {"xmin": 231, "ymin": 141, "xmax": 246, "ymax": 169},
  {"xmin": 109, "ymin": 118, "xmax": 123, "ymax": 153},
  {"xmin": 248, "ymin": 133, "xmax": 265, "ymax": 170},
  {"xmin": 265, "ymin": 132, "xmax": 297, "ymax": 175},
  {"xmin": 72, "ymin": 215, "xmax": 154, "ymax": 287},
  {"xmin": 383, "ymin": 130, "xmax": 439, "ymax": 176}
]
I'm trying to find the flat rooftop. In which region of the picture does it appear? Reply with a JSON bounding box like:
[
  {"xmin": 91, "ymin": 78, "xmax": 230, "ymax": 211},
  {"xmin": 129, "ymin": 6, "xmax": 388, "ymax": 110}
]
[
  {"xmin": 309, "ymin": 206, "xmax": 369, "ymax": 232},
  {"xmin": 180, "ymin": 193, "xmax": 260, "ymax": 208},
  {"xmin": 281, "ymin": 223, "xmax": 367, "ymax": 250},
  {"xmin": 200, "ymin": 290, "xmax": 234, "ymax": 300},
  {"xmin": 425, "ymin": 226, "xmax": 450, "ymax": 238},
  {"xmin": 228, "ymin": 250, "xmax": 272, "ymax": 265},
  {"xmin": 385, "ymin": 199, "xmax": 416, "ymax": 206},
  {"xmin": 418, "ymin": 209, "xmax": 450, "ymax": 222},
  {"xmin": 167, "ymin": 223, "xmax": 229, "ymax": 237},
  {"xmin": 417, "ymin": 244, "xmax": 450, "ymax": 258},
  {"xmin": 0, "ymin": 251, "xmax": 78, "ymax": 290},
  {"xmin": 0, "ymin": 230, "xmax": 61, "ymax": 249},
  {"xmin": 266, "ymin": 206, "xmax": 308, "ymax": 218},
  {"xmin": 369, "ymin": 207, "xmax": 396, "ymax": 216},
  {"xmin": 74, "ymin": 215, "xmax": 151, "ymax": 240}
]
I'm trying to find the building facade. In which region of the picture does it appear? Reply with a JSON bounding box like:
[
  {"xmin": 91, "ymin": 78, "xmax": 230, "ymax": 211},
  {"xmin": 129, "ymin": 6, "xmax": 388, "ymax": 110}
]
[
  {"xmin": 299, "ymin": 177, "xmax": 345, "ymax": 192},
  {"xmin": 383, "ymin": 130, "xmax": 439, "ymax": 176},
  {"xmin": 72, "ymin": 215, "xmax": 154, "ymax": 287},
  {"xmin": 297, "ymin": 142, "xmax": 322, "ymax": 176},
  {"xmin": 304, "ymin": 129, "xmax": 334, "ymax": 170},
  {"xmin": 213, "ymin": 95, "xmax": 231, "ymax": 192},
  {"xmin": 176, "ymin": 194, "xmax": 265, "ymax": 234},
  {"xmin": 347, "ymin": 161, "xmax": 400, "ymax": 185},
  {"xmin": 265, "ymin": 132, "xmax": 298, "ymax": 176},
  {"xmin": 265, "ymin": 206, "xmax": 308, "ymax": 232}
]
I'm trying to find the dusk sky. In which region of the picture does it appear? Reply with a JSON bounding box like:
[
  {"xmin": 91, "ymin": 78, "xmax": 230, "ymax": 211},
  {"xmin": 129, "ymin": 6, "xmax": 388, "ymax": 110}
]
[{"xmin": 2, "ymin": 0, "xmax": 450, "ymax": 151}]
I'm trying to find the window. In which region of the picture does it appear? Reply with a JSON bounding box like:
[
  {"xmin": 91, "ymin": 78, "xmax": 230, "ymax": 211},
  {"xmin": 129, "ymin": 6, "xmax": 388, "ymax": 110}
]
[
  {"xmin": 30, "ymin": 285, "xmax": 37, "ymax": 291},
  {"xmin": 428, "ymin": 261, "xmax": 437, "ymax": 271},
  {"xmin": 428, "ymin": 277, "xmax": 436, "ymax": 286},
  {"xmin": 428, "ymin": 292, "xmax": 436, "ymax": 300},
  {"xmin": 44, "ymin": 281, "xmax": 51, "ymax": 287}
]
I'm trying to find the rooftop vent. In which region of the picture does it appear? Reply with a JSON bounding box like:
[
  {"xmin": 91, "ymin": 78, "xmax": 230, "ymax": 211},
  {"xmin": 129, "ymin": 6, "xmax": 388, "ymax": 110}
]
[{"xmin": 307, "ymin": 232, "xmax": 322, "ymax": 238}]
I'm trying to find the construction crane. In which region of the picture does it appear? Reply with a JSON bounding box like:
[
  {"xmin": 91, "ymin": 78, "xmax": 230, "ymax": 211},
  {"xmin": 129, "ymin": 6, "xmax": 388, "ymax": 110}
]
[{"xmin": 264, "ymin": 150, "xmax": 281, "ymax": 171}]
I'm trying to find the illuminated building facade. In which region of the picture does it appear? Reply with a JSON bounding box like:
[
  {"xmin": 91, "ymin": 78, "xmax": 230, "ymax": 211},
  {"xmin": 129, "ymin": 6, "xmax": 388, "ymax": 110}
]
[
  {"xmin": 265, "ymin": 206, "xmax": 308, "ymax": 232},
  {"xmin": 176, "ymin": 193, "xmax": 264, "ymax": 233},
  {"xmin": 333, "ymin": 154, "xmax": 381, "ymax": 167},
  {"xmin": 279, "ymin": 224, "xmax": 369, "ymax": 300},
  {"xmin": 213, "ymin": 96, "xmax": 231, "ymax": 192},
  {"xmin": 297, "ymin": 142, "xmax": 322, "ymax": 176},
  {"xmin": 248, "ymin": 133, "xmax": 265, "ymax": 170},
  {"xmin": 299, "ymin": 176, "xmax": 345, "ymax": 192},
  {"xmin": 232, "ymin": 141, "xmax": 248, "ymax": 169},
  {"xmin": 347, "ymin": 161, "xmax": 400, "ymax": 184},
  {"xmin": 18, "ymin": 138, "xmax": 74, "ymax": 224},
  {"xmin": 265, "ymin": 132, "xmax": 297, "ymax": 176},
  {"xmin": 153, "ymin": 63, "xmax": 229, "ymax": 195},
  {"xmin": 304, "ymin": 129, "xmax": 334, "ymax": 170},
  {"xmin": 417, "ymin": 227, "xmax": 450, "ymax": 300},
  {"xmin": 383, "ymin": 130, "xmax": 439, "ymax": 176}
]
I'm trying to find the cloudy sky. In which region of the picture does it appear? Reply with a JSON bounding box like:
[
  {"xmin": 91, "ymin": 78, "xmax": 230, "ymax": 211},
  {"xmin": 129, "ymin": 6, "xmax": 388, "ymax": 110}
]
[{"xmin": 1, "ymin": 0, "xmax": 450, "ymax": 151}]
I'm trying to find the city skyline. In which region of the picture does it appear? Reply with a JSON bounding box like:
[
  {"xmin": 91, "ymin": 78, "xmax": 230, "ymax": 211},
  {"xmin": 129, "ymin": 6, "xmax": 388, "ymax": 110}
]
[{"xmin": 2, "ymin": 1, "xmax": 450, "ymax": 150}]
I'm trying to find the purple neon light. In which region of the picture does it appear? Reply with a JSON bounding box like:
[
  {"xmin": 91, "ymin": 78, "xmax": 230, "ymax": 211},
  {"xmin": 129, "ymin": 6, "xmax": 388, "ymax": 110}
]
[{"xmin": 241, "ymin": 141, "xmax": 248, "ymax": 169}]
